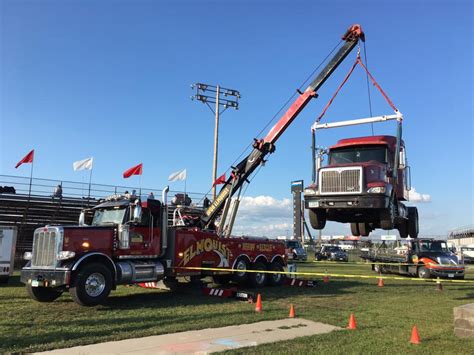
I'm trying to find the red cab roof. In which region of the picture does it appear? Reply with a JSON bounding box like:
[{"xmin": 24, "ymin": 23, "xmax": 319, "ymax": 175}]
[{"xmin": 330, "ymin": 135, "xmax": 403, "ymax": 152}]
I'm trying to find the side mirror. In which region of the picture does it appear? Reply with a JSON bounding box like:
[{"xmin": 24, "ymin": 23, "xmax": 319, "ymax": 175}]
[
  {"xmin": 79, "ymin": 211, "xmax": 86, "ymax": 226},
  {"xmin": 399, "ymin": 149, "xmax": 406, "ymax": 168},
  {"xmin": 132, "ymin": 204, "xmax": 142, "ymax": 223}
]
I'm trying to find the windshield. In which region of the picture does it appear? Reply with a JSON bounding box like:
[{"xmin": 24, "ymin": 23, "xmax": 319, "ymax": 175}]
[
  {"xmin": 286, "ymin": 241, "xmax": 301, "ymax": 248},
  {"xmin": 418, "ymin": 241, "xmax": 448, "ymax": 252},
  {"xmin": 329, "ymin": 146, "xmax": 387, "ymax": 165},
  {"xmin": 92, "ymin": 208, "xmax": 127, "ymax": 226},
  {"xmin": 326, "ymin": 246, "xmax": 342, "ymax": 252}
]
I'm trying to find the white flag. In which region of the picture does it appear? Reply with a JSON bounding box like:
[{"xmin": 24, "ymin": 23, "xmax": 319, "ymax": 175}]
[
  {"xmin": 168, "ymin": 168, "xmax": 187, "ymax": 182},
  {"xmin": 73, "ymin": 157, "xmax": 93, "ymax": 171}
]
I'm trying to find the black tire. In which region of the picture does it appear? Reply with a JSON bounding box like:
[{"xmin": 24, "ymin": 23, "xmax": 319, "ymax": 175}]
[
  {"xmin": 380, "ymin": 198, "xmax": 396, "ymax": 230},
  {"xmin": 69, "ymin": 263, "xmax": 113, "ymax": 306},
  {"xmin": 268, "ymin": 262, "xmax": 285, "ymax": 286},
  {"xmin": 358, "ymin": 223, "xmax": 371, "ymax": 237},
  {"xmin": 350, "ymin": 223, "xmax": 360, "ymax": 236},
  {"xmin": 248, "ymin": 262, "xmax": 267, "ymax": 288},
  {"xmin": 213, "ymin": 274, "xmax": 231, "ymax": 285},
  {"xmin": 26, "ymin": 285, "xmax": 63, "ymax": 302},
  {"xmin": 315, "ymin": 254, "xmax": 322, "ymax": 261},
  {"xmin": 309, "ymin": 209, "xmax": 326, "ymax": 230},
  {"xmin": 233, "ymin": 258, "xmax": 249, "ymax": 286},
  {"xmin": 417, "ymin": 265, "xmax": 430, "ymax": 279},
  {"xmin": 408, "ymin": 207, "xmax": 419, "ymax": 238},
  {"xmin": 398, "ymin": 219, "xmax": 408, "ymax": 239}
]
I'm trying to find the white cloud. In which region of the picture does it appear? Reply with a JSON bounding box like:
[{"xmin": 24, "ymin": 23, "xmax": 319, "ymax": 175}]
[
  {"xmin": 408, "ymin": 187, "xmax": 431, "ymax": 203},
  {"xmin": 231, "ymin": 195, "xmax": 292, "ymax": 237}
]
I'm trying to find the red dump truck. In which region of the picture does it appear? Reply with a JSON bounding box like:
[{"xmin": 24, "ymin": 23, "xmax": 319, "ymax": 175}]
[{"xmin": 20, "ymin": 25, "xmax": 365, "ymax": 306}]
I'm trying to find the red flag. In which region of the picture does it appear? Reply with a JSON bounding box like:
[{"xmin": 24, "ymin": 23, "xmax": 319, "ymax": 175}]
[
  {"xmin": 123, "ymin": 163, "xmax": 143, "ymax": 178},
  {"xmin": 15, "ymin": 149, "xmax": 34, "ymax": 169},
  {"xmin": 212, "ymin": 173, "xmax": 226, "ymax": 187}
]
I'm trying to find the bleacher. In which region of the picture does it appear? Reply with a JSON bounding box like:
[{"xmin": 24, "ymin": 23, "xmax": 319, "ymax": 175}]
[
  {"xmin": 0, "ymin": 193, "xmax": 97, "ymax": 253},
  {"xmin": 0, "ymin": 174, "xmax": 208, "ymax": 257}
]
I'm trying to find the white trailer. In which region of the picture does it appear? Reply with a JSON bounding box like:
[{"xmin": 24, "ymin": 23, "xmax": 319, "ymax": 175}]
[{"xmin": 0, "ymin": 226, "xmax": 17, "ymax": 284}]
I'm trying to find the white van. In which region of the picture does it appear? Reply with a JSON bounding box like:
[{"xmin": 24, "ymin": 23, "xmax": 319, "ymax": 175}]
[{"xmin": 0, "ymin": 226, "xmax": 17, "ymax": 284}]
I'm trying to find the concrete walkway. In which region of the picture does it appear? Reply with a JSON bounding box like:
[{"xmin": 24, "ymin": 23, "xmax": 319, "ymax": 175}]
[{"xmin": 39, "ymin": 318, "xmax": 339, "ymax": 354}]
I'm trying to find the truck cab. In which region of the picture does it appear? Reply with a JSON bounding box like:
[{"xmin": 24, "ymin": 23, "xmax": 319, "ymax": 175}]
[{"xmin": 304, "ymin": 135, "xmax": 418, "ymax": 238}]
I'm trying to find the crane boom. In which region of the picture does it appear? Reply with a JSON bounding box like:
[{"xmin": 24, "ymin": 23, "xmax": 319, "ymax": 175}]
[{"xmin": 201, "ymin": 24, "xmax": 365, "ymax": 230}]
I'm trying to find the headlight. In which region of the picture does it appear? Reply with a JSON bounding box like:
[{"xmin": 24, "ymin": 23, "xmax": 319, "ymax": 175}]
[
  {"xmin": 57, "ymin": 251, "xmax": 76, "ymax": 260},
  {"xmin": 304, "ymin": 188, "xmax": 318, "ymax": 195},
  {"xmin": 368, "ymin": 186, "xmax": 386, "ymax": 193},
  {"xmin": 23, "ymin": 252, "xmax": 32, "ymax": 260}
]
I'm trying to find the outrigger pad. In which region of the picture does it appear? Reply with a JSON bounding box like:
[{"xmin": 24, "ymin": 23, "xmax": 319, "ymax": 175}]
[
  {"xmin": 202, "ymin": 286, "xmax": 255, "ymax": 303},
  {"xmin": 285, "ymin": 278, "xmax": 318, "ymax": 287}
]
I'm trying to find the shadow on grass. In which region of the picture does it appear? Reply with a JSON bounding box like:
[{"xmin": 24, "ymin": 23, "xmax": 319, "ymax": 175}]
[{"xmin": 0, "ymin": 275, "xmax": 22, "ymax": 288}]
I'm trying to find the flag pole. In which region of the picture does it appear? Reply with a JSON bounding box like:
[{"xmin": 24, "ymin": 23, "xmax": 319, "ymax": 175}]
[
  {"xmin": 139, "ymin": 174, "xmax": 142, "ymax": 199},
  {"xmin": 28, "ymin": 160, "xmax": 34, "ymax": 198},
  {"xmin": 88, "ymin": 167, "xmax": 93, "ymax": 205}
]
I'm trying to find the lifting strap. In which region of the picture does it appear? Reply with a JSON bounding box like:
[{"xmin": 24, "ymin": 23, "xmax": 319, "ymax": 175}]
[{"xmin": 314, "ymin": 50, "xmax": 399, "ymax": 126}]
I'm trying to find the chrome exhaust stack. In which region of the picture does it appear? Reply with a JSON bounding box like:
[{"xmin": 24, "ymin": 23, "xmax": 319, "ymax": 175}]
[{"xmin": 160, "ymin": 186, "xmax": 170, "ymax": 257}]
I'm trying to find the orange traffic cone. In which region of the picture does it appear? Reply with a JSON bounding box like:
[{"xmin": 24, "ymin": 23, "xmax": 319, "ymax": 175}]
[
  {"xmin": 347, "ymin": 313, "xmax": 357, "ymax": 330},
  {"xmin": 323, "ymin": 269, "xmax": 330, "ymax": 283},
  {"xmin": 255, "ymin": 293, "xmax": 262, "ymax": 313},
  {"xmin": 378, "ymin": 273, "xmax": 385, "ymax": 287},
  {"xmin": 410, "ymin": 325, "xmax": 420, "ymax": 344},
  {"xmin": 289, "ymin": 304, "xmax": 295, "ymax": 318}
]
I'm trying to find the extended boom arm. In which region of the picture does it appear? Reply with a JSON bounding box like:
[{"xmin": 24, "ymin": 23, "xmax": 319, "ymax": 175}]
[{"xmin": 201, "ymin": 24, "xmax": 365, "ymax": 230}]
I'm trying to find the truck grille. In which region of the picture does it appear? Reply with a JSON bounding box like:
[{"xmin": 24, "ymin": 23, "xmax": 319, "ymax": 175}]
[
  {"xmin": 32, "ymin": 227, "xmax": 62, "ymax": 267},
  {"xmin": 319, "ymin": 167, "xmax": 362, "ymax": 195}
]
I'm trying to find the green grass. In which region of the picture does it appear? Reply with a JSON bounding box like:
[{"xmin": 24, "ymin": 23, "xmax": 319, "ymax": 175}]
[{"xmin": 1, "ymin": 262, "xmax": 473, "ymax": 354}]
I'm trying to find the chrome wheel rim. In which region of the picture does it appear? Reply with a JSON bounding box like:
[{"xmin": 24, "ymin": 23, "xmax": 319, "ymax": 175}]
[
  {"xmin": 236, "ymin": 260, "xmax": 247, "ymax": 277},
  {"xmin": 85, "ymin": 273, "xmax": 106, "ymax": 297},
  {"xmin": 255, "ymin": 270, "xmax": 265, "ymax": 284}
]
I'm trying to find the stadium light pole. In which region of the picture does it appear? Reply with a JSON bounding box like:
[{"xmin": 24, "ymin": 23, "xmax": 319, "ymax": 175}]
[{"xmin": 191, "ymin": 83, "xmax": 240, "ymax": 200}]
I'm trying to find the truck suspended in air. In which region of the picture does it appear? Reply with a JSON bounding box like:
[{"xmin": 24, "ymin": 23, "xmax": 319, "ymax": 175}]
[
  {"xmin": 304, "ymin": 53, "xmax": 419, "ymax": 238},
  {"xmin": 21, "ymin": 25, "xmax": 365, "ymax": 306}
]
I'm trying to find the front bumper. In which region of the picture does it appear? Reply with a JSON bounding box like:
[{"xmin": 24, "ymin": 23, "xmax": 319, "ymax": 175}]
[
  {"xmin": 21, "ymin": 268, "xmax": 71, "ymax": 287},
  {"xmin": 305, "ymin": 194, "xmax": 389, "ymax": 210},
  {"xmin": 427, "ymin": 266, "xmax": 465, "ymax": 279}
]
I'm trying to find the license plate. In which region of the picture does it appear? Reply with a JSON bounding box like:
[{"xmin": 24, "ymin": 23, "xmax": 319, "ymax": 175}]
[
  {"xmin": 31, "ymin": 280, "xmax": 41, "ymax": 287},
  {"xmin": 448, "ymin": 274, "xmax": 454, "ymax": 278},
  {"xmin": 308, "ymin": 201, "xmax": 319, "ymax": 208}
]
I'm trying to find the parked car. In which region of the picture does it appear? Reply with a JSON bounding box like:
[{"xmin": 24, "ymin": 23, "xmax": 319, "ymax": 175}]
[
  {"xmin": 285, "ymin": 240, "xmax": 308, "ymax": 261},
  {"xmin": 315, "ymin": 245, "xmax": 348, "ymax": 262},
  {"xmin": 459, "ymin": 245, "xmax": 474, "ymax": 264}
]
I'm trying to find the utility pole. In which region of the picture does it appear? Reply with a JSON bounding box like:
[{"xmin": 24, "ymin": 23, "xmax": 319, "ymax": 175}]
[{"xmin": 191, "ymin": 83, "xmax": 240, "ymax": 200}]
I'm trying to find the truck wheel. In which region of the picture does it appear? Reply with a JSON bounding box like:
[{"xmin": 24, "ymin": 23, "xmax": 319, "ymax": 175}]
[
  {"xmin": 69, "ymin": 263, "xmax": 112, "ymax": 306},
  {"xmin": 309, "ymin": 209, "xmax": 326, "ymax": 229},
  {"xmin": 350, "ymin": 223, "xmax": 360, "ymax": 236},
  {"xmin": 417, "ymin": 266, "xmax": 430, "ymax": 279},
  {"xmin": 398, "ymin": 219, "xmax": 408, "ymax": 239},
  {"xmin": 380, "ymin": 198, "xmax": 396, "ymax": 230},
  {"xmin": 26, "ymin": 285, "xmax": 63, "ymax": 302},
  {"xmin": 268, "ymin": 262, "xmax": 285, "ymax": 286},
  {"xmin": 233, "ymin": 258, "xmax": 249, "ymax": 285},
  {"xmin": 0, "ymin": 276, "xmax": 9, "ymax": 285},
  {"xmin": 358, "ymin": 223, "xmax": 371, "ymax": 237},
  {"xmin": 213, "ymin": 274, "xmax": 231, "ymax": 285},
  {"xmin": 248, "ymin": 262, "xmax": 267, "ymax": 288},
  {"xmin": 408, "ymin": 207, "xmax": 419, "ymax": 238}
]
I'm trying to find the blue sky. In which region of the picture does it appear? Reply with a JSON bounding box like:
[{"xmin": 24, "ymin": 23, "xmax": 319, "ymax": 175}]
[{"xmin": 1, "ymin": 0, "xmax": 472, "ymax": 237}]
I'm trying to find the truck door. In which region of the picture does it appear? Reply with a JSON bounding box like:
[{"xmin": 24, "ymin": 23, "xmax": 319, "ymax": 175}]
[{"xmin": 128, "ymin": 209, "xmax": 155, "ymax": 255}]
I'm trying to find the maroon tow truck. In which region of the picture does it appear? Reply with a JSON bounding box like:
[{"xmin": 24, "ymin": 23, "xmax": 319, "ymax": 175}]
[{"xmin": 21, "ymin": 25, "xmax": 365, "ymax": 306}]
